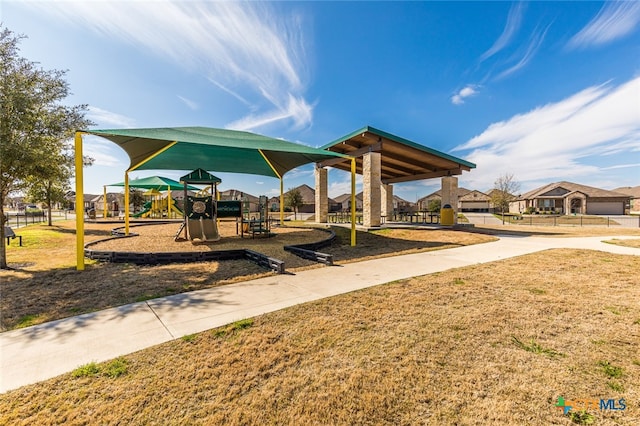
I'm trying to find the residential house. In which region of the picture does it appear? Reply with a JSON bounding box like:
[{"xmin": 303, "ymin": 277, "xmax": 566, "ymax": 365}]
[
  {"xmin": 65, "ymin": 192, "xmax": 99, "ymax": 212},
  {"xmin": 91, "ymin": 193, "xmax": 126, "ymax": 216},
  {"xmin": 393, "ymin": 195, "xmax": 415, "ymax": 213},
  {"xmin": 613, "ymin": 186, "xmax": 640, "ymax": 214},
  {"xmin": 219, "ymin": 189, "xmax": 259, "ymax": 213},
  {"xmin": 333, "ymin": 192, "xmax": 363, "ymax": 212},
  {"xmin": 270, "ymin": 184, "xmax": 340, "ymax": 213},
  {"xmin": 510, "ymin": 181, "xmax": 630, "ymax": 215},
  {"xmin": 417, "ymin": 188, "xmax": 491, "ymax": 212}
]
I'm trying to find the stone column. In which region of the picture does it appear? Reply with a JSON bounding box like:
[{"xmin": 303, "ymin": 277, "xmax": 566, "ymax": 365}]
[
  {"xmin": 441, "ymin": 176, "xmax": 458, "ymax": 225},
  {"xmin": 363, "ymin": 152, "xmax": 381, "ymax": 227},
  {"xmin": 381, "ymin": 183, "xmax": 394, "ymax": 222},
  {"xmin": 314, "ymin": 166, "xmax": 328, "ymax": 223}
]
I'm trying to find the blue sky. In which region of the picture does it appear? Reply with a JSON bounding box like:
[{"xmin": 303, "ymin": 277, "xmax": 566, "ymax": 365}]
[{"xmin": 3, "ymin": 1, "xmax": 639, "ymax": 201}]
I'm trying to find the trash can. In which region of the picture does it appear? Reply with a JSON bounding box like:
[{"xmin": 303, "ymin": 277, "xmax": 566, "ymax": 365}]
[{"xmin": 440, "ymin": 204, "xmax": 454, "ymax": 226}]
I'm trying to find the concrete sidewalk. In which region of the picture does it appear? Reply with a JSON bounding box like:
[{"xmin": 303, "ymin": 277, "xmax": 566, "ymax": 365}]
[{"xmin": 1, "ymin": 235, "xmax": 638, "ymax": 393}]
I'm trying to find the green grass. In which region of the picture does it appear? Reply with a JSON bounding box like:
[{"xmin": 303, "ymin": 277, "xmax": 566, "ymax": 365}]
[
  {"xmin": 72, "ymin": 362, "xmax": 101, "ymax": 378},
  {"xmin": 212, "ymin": 318, "xmax": 254, "ymax": 339},
  {"xmin": 72, "ymin": 358, "xmax": 128, "ymax": 379},
  {"xmin": 568, "ymin": 410, "xmax": 595, "ymax": 425},
  {"xmin": 15, "ymin": 314, "xmax": 41, "ymax": 329},
  {"xmin": 528, "ymin": 288, "xmax": 546, "ymax": 295},
  {"xmin": 607, "ymin": 381, "xmax": 624, "ymax": 392},
  {"xmin": 598, "ymin": 360, "xmax": 623, "ymax": 378},
  {"xmin": 103, "ymin": 358, "xmax": 128, "ymax": 378},
  {"xmin": 511, "ymin": 336, "xmax": 564, "ymax": 358},
  {"xmin": 181, "ymin": 334, "xmax": 197, "ymax": 343}
]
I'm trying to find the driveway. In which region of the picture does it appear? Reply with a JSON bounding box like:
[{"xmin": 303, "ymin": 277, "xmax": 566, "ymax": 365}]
[{"xmin": 462, "ymin": 212, "xmax": 504, "ymax": 225}]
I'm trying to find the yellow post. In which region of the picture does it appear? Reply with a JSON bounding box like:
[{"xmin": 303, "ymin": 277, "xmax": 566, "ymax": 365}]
[
  {"xmin": 103, "ymin": 185, "xmax": 107, "ymax": 219},
  {"xmin": 124, "ymin": 172, "xmax": 130, "ymax": 235},
  {"xmin": 280, "ymin": 177, "xmax": 284, "ymax": 225},
  {"xmin": 350, "ymin": 158, "xmax": 356, "ymax": 246},
  {"xmin": 74, "ymin": 132, "xmax": 85, "ymax": 271},
  {"xmin": 167, "ymin": 186, "xmax": 172, "ymax": 218}
]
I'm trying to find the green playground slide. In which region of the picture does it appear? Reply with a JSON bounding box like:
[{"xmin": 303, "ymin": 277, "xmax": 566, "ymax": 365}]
[{"xmin": 133, "ymin": 201, "xmax": 152, "ymax": 218}]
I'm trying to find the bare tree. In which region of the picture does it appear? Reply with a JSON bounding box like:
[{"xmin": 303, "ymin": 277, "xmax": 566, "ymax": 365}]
[{"xmin": 491, "ymin": 173, "xmax": 521, "ymax": 224}]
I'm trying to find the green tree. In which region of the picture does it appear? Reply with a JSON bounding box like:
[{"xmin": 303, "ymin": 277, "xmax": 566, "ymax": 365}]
[
  {"xmin": 25, "ymin": 151, "xmax": 94, "ymax": 226},
  {"xmin": 129, "ymin": 188, "xmax": 145, "ymax": 213},
  {"xmin": 0, "ymin": 26, "xmax": 92, "ymax": 268},
  {"xmin": 285, "ymin": 187, "xmax": 304, "ymax": 220},
  {"xmin": 491, "ymin": 173, "xmax": 521, "ymax": 224},
  {"xmin": 427, "ymin": 199, "xmax": 441, "ymax": 213}
]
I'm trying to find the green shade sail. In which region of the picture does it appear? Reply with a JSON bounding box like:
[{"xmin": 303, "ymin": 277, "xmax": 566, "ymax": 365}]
[
  {"xmin": 86, "ymin": 127, "xmax": 349, "ymax": 178},
  {"xmin": 109, "ymin": 176, "xmax": 201, "ymax": 191},
  {"xmin": 180, "ymin": 168, "xmax": 222, "ymax": 184}
]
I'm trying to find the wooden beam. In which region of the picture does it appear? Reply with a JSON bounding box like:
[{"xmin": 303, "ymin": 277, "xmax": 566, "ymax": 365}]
[
  {"xmin": 383, "ymin": 168, "xmax": 463, "ymax": 184},
  {"xmin": 317, "ymin": 140, "xmax": 382, "ymax": 168}
]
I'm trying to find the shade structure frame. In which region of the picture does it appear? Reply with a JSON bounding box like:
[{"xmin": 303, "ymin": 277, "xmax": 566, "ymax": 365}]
[{"xmin": 74, "ymin": 127, "xmax": 351, "ymax": 270}]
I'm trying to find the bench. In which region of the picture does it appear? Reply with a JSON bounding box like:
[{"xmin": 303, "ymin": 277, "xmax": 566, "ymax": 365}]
[{"xmin": 4, "ymin": 226, "xmax": 22, "ymax": 246}]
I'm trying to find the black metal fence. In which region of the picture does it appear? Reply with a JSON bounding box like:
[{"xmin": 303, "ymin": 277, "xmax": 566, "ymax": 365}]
[
  {"xmin": 3, "ymin": 210, "xmax": 69, "ymax": 228},
  {"xmin": 327, "ymin": 211, "xmax": 441, "ymax": 225},
  {"xmin": 478, "ymin": 214, "xmax": 640, "ymax": 228}
]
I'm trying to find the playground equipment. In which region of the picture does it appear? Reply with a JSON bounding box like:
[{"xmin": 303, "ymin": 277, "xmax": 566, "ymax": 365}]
[
  {"xmin": 185, "ymin": 195, "xmax": 219, "ymax": 242},
  {"xmin": 177, "ymin": 169, "xmax": 222, "ymax": 243},
  {"xmin": 241, "ymin": 195, "xmax": 272, "ymax": 238},
  {"xmin": 133, "ymin": 197, "xmax": 183, "ymax": 218}
]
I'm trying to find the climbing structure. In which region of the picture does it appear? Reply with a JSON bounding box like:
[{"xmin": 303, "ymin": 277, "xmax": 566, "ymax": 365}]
[{"xmin": 178, "ymin": 169, "xmax": 222, "ymax": 243}]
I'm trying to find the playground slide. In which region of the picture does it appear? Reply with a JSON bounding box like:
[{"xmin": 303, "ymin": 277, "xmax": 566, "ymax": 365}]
[
  {"xmin": 169, "ymin": 203, "xmax": 183, "ymax": 218},
  {"xmin": 187, "ymin": 218, "xmax": 220, "ymax": 242},
  {"xmin": 132, "ymin": 201, "xmax": 153, "ymax": 218}
]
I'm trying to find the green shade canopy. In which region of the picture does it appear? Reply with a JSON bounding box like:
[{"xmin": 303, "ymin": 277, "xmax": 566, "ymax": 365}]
[
  {"xmin": 180, "ymin": 168, "xmax": 222, "ymax": 184},
  {"xmin": 109, "ymin": 176, "xmax": 201, "ymax": 191},
  {"xmin": 86, "ymin": 127, "xmax": 349, "ymax": 178}
]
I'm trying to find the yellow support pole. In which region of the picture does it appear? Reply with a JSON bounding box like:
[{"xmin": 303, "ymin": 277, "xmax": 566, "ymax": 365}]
[
  {"xmin": 280, "ymin": 177, "xmax": 284, "ymax": 225},
  {"xmin": 103, "ymin": 185, "xmax": 107, "ymax": 219},
  {"xmin": 167, "ymin": 186, "xmax": 172, "ymax": 218},
  {"xmin": 124, "ymin": 172, "xmax": 130, "ymax": 235},
  {"xmin": 351, "ymin": 158, "xmax": 356, "ymax": 246},
  {"xmin": 74, "ymin": 132, "xmax": 85, "ymax": 271},
  {"xmin": 257, "ymin": 149, "xmax": 284, "ymax": 226}
]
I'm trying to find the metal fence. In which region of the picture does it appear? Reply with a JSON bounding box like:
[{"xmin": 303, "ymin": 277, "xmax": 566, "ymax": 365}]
[
  {"xmin": 327, "ymin": 211, "xmax": 441, "ymax": 225},
  {"xmin": 482, "ymin": 214, "xmax": 640, "ymax": 228},
  {"xmin": 3, "ymin": 210, "xmax": 69, "ymax": 228}
]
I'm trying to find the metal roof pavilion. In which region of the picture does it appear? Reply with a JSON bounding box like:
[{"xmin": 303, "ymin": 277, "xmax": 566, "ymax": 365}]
[{"xmin": 319, "ymin": 126, "xmax": 475, "ymax": 183}]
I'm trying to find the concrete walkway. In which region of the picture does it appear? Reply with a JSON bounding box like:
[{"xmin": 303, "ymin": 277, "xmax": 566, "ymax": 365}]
[{"xmin": 1, "ymin": 235, "xmax": 638, "ymax": 393}]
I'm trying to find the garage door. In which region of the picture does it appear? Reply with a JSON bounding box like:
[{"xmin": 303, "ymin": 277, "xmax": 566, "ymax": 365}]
[
  {"xmin": 586, "ymin": 201, "xmax": 624, "ymax": 215},
  {"xmin": 460, "ymin": 201, "xmax": 490, "ymax": 211}
]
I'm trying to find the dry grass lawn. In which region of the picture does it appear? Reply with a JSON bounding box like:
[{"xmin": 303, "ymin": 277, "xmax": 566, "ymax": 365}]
[
  {"xmin": 0, "ymin": 220, "xmax": 494, "ymax": 331},
  {"xmin": 1, "ymin": 249, "xmax": 638, "ymax": 425},
  {"xmin": 604, "ymin": 238, "xmax": 640, "ymax": 249}
]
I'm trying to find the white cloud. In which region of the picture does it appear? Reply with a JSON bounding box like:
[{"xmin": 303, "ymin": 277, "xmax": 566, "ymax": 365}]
[
  {"xmin": 327, "ymin": 173, "xmax": 362, "ymax": 199},
  {"xmin": 568, "ymin": 1, "xmax": 640, "ymax": 49},
  {"xmin": 82, "ymin": 136, "xmax": 122, "ymax": 167},
  {"xmin": 87, "ymin": 106, "xmax": 135, "ymax": 128},
  {"xmin": 479, "ymin": 2, "xmax": 525, "ymax": 62},
  {"xmin": 451, "ymin": 85, "xmax": 479, "ymax": 105},
  {"xmin": 177, "ymin": 95, "xmax": 198, "ymax": 111},
  {"xmin": 23, "ymin": 1, "xmax": 312, "ymax": 131},
  {"xmin": 453, "ymin": 76, "xmax": 640, "ymax": 189},
  {"xmin": 495, "ymin": 24, "xmax": 550, "ymax": 80}
]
